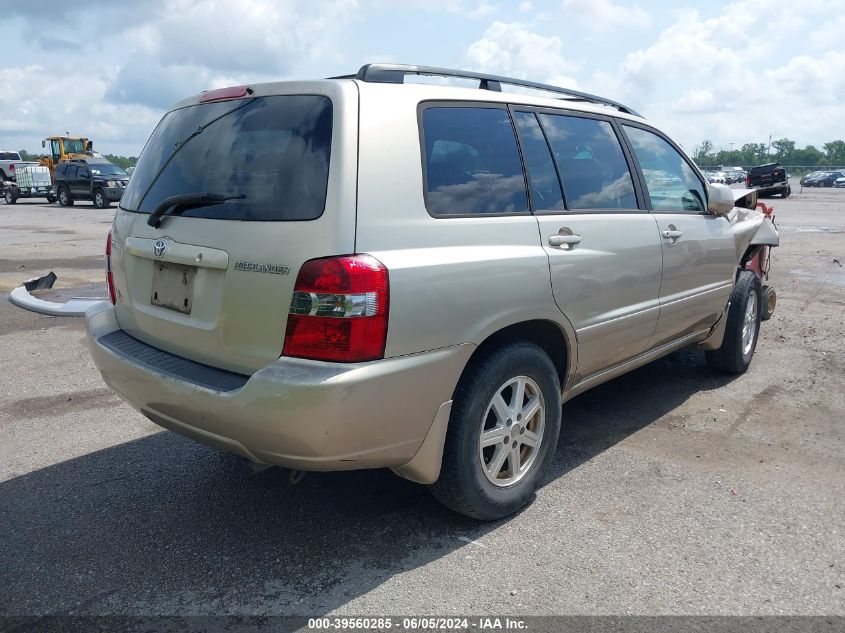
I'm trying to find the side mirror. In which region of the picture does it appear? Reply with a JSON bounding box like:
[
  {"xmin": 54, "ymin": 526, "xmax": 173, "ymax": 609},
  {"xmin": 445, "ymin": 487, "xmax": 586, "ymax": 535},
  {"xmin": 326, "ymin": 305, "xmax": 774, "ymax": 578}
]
[
  {"xmin": 41, "ymin": 140, "xmax": 46, "ymax": 148},
  {"xmin": 707, "ymin": 183, "xmax": 734, "ymax": 216},
  {"xmin": 86, "ymin": 140, "xmax": 93, "ymax": 150}
]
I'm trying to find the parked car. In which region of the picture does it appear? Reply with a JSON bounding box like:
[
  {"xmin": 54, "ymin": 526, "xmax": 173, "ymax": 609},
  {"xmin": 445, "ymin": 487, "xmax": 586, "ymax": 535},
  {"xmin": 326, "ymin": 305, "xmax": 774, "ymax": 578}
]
[
  {"xmin": 54, "ymin": 158, "xmax": 129, "ymax": 208},
  {"xmin": 800, "ymin": 170, "xmax": 825, "ymax": 186},
  {"xmin": 834, "ymin": 176, "xmax": 845, "ymax": 188},
  {"xmin": 807, "ymin": 171, "xmax": 845, "ymax": 187},
  {"xmin": 85, "ymin": 64, "xmax": 779, "ymax": 520},
  {"xmin": 746, "ymin": 162, "xmax": 790, "ymax": 197}
]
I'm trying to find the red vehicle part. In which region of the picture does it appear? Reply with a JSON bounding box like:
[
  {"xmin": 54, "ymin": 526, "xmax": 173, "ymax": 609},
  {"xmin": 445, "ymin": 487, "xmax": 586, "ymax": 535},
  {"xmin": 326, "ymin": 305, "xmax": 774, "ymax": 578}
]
[{"xmin": 744, "ymin": 202, "xmax": 776, "ymax": 320}]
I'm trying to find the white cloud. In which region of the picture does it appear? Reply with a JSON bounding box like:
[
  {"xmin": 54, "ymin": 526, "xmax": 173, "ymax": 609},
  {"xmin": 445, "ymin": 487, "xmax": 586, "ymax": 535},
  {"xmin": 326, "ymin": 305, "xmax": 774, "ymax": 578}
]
[
  {"xmin": 579, "ymin": 0, "xmax": 845, "ymax": 151},
  {"xmin": 562, "ymin": 0, "xmax": 652, "ymax": 32},
  {"xmin": 463, "ymin": 22, "xmax": 579, "ymax": 88},
  {"xmin": 0, "ymin": 64, "xmax": 160, "ymax": 156}
]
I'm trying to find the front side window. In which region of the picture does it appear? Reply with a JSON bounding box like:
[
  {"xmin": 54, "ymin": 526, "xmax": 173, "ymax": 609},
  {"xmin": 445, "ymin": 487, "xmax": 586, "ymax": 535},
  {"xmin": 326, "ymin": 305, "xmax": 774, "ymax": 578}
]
[
  {"xmin": 538, "ymin": 114, "xmax": 636, "ymax": 210},
  {"xmin": 623, "ymin": 125, "xmax": 706, "ymax": 213},
  {"xmin": 422, "ymin": 107, "xmax": 528, "ymax": 216}
]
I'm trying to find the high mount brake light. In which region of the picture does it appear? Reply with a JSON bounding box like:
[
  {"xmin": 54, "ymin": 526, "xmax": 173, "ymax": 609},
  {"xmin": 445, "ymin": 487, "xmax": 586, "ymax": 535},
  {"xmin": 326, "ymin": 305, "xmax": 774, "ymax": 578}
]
[
  {"xmin": 200, "ymin": 85, "xmax": 252, "ymax": 103},
  {"xmin": 282, "ymin": 255, "xmax": 389, "ymax": 363},
  {"xmin": 106, "ymin": 231, "xmax": 116, "ymax": 305}
]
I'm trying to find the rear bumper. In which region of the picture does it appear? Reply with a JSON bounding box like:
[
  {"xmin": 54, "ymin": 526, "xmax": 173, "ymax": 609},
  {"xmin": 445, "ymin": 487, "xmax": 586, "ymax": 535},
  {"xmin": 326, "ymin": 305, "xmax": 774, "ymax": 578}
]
[{"xmin": 85, "ymin": 302, "xmax": 471, "ymax": 473}]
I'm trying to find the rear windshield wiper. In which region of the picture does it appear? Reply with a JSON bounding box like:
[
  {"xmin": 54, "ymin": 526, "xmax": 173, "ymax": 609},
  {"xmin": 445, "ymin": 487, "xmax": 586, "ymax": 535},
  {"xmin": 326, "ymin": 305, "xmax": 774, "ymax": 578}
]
[{"xmin": 147, "ymin": 192, "xmax": 246, "ymax": 228}]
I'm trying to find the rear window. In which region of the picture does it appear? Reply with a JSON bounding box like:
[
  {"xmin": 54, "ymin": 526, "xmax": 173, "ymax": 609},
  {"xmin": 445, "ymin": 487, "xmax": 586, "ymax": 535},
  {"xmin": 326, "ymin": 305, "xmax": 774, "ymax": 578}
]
[
  {"xmin": 1, "ymin": 152, "xmax": 21, "ymax": 160},
  {"xmin": 121, "ymin": 95, "xmax": 332, "ymax": 221},
  {"xmin": 421, "ymin": 107, "xmax": 528, "ymax": 216}
]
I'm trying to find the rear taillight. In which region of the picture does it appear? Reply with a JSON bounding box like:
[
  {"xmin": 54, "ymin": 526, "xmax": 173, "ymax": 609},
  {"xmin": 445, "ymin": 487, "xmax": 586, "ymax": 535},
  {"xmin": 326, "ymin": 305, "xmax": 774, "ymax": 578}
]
[
  {"xmin": 9, "ymin": 164, "xmax": 14, "ymax": 171},
  {"xmin": 282, "ymin": 255, "xmax": 389, "ymax": 363},
  {"xmin": 745, "ymin": 175, "xmax": 751, "ymax": 187},
  {"xmin": 106, "ymin": 231, "xmax": 116, "ymax": 305}
]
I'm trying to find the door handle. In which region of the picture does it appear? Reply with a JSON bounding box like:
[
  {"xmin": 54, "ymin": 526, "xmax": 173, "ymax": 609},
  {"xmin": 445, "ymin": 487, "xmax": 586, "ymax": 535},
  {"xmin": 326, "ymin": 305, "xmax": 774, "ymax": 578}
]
[
  {"xmin": 661, "ymin": 228, "xmax": 683, "ymax": 241},
  {"xmin": 548, "ymin": 234, "xmax": 582, "ymax": 248}
]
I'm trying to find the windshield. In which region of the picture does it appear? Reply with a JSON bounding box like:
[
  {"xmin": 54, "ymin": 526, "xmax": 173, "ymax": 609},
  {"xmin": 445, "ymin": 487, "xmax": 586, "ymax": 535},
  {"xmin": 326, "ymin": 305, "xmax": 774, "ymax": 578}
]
[
  {"xmin": 64, "ymin": 139, "xmax": 86, "ymax": 154},
  {"xmin": 90, "ymin": 163, "xmax": 127, "ymax": 176},
  {"xmin": 121, "ymin": 94, "xmax": 333, "ymax": 222}
]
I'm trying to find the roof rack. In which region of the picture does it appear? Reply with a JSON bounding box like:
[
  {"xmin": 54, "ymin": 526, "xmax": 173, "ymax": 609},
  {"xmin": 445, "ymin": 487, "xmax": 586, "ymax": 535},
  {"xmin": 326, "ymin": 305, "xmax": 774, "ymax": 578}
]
[{"xmin": 349, "ymin": 63, "xmax": 641, "ymax": 117}]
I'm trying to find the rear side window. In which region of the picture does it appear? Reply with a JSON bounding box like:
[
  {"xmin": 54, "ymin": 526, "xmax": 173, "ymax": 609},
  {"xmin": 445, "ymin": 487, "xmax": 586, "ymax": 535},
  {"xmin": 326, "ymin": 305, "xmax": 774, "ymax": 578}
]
[
  {"xmin": 538, "ymin": 114, "xmax": 636, "ymax": 210},
  {"xmin": 422, "ymin": 107, "xmax": 528, "ymax": 216},
  {"xmin": 121, "ymin": 95, "xmax": 333, "ymax": 221},
  {"xmin": 0, "ymin": 152, "xmax": 21, "ymax": 160},
  {"xmin": 65, "ymin": 165, "xmax": 78, "ymax": 178},
  {"xmin": 622, "ymin": 125, "xmax": 705, "ymax": 213},
  {"xmin": 513, "ymin": 111, "xmax": 564, "ymax": 212}
]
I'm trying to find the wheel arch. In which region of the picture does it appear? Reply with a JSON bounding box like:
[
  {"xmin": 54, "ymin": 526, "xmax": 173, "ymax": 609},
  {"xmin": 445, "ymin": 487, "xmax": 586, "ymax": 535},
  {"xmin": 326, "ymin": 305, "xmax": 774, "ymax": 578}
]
[
  {"xmin": 392, "ymin": 318, "xmax": 574, "ymax": 487},
  {"xmin": 463, "ymin": 319, "xmax": 573, "ymax": 393}
]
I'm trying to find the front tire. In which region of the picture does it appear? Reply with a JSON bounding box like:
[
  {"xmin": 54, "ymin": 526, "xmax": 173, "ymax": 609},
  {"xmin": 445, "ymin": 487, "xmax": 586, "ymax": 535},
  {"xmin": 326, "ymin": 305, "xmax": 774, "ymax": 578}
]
[
  {"xmin": 705, "ymin": 271, "xmax": 762, "ymax": 374},
  {"xmin": 93, "ymin": 189, "xmax": 110, "ymax": 209},
  {"xmin": 430, "ymin": 342, "xmax": 561, "ymax": 520},
  {"xmin": 57, "ymin": 186, "xmax": 73, "ymax": 207}
]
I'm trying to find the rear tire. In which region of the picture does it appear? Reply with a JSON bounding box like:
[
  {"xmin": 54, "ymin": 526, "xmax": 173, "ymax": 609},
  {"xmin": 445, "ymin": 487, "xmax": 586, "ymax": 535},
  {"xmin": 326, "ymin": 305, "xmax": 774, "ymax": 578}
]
[
  {"xmin": 4, "ymin": 190, "xmax": 16, "ymax": 204},
  {"xmin": 781, "ymin": 185, "xmax": 791, "ymax": 198},
  {"xmin": 705, "ymin": 271, "xmax": 762, "ymax": 374},
  {"xmin": 57, "ymin": 186, "xmax": 73, "ymax": 207},
  {"xmin": 429, "ymin": 342, "xmax": 562, "ymax": 520}
]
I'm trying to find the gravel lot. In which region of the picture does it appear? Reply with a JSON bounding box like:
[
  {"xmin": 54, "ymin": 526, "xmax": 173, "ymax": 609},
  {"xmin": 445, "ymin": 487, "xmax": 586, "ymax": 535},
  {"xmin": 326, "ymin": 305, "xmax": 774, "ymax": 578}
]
[{"xmin": 1, "ymin": 186, "xmax": 843, "ymax": 617}]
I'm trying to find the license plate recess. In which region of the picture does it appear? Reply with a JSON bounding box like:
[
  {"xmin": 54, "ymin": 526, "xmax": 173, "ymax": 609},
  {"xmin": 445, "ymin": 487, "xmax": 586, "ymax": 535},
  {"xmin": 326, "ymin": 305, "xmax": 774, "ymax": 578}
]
[{"xmin": 151, "ymin": 262, "xmax": 196, "ymax": 314}]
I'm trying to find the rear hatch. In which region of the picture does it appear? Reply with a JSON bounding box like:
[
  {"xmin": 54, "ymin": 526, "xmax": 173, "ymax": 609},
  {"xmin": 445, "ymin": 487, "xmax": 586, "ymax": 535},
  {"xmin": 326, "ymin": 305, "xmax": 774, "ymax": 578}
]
[
  {"xmin": 748, "ymin": 163, "xmax": 785, "ymax": 187},
  {"xmin": 110, "ymin": 81, "xmax": 358, "ymax": 374}
]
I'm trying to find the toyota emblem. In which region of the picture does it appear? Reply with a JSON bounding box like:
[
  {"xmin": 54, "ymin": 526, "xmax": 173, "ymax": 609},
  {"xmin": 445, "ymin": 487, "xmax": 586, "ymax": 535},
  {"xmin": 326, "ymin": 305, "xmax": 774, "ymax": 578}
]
[{"xmin": 153, "ymin": 239, "xmax": 167, "ymax": 258}]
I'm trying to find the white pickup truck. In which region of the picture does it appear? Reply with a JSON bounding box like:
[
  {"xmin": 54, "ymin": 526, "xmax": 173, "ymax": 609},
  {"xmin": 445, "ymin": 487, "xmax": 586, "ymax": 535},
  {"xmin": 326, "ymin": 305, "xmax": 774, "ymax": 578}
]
[{"xmin": 0, "ymin": 151, "xmax": 39, "ymax": 182}]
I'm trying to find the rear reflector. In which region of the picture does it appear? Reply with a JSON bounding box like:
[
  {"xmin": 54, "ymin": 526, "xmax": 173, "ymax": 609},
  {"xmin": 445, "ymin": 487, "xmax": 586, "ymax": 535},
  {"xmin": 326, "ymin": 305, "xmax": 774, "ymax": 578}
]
[
  {"xmin": 282, "ymin": 255, "xmax": 389, "ymax": 363},
  {"xmin": 106, "ymin": 231, "xmax": 116, "ymax": 305},
  {"xmin": 200, "ymin": 85, "xmax": 252, "ymax": 102}
]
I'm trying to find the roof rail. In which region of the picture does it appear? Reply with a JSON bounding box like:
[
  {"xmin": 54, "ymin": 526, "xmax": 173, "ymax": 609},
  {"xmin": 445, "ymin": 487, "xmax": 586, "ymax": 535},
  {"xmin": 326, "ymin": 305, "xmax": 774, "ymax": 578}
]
[{"xmin": 352, "ymin": 63, "xmax": 641, "ymax": 117}]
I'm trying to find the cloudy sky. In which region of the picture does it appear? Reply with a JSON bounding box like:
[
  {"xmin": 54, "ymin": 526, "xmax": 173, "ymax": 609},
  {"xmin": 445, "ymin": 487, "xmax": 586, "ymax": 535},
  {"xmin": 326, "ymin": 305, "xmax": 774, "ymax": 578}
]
[{"xmin": 1, "ymin": 0, "xmax": 842, "ymax": 157}]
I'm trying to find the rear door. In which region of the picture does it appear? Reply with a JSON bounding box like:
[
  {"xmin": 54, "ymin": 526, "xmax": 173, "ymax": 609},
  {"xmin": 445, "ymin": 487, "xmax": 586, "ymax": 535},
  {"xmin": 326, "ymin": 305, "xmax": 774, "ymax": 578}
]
[
  {"xmin": 73, "ymin": 165, "xmax": 91, "ymax": 198},
  {"xmin": 620, "ymin": 123, "xmax": 737, "ymax": 346},
  {"xmin": 110, "ymin": 82, "xmax": 359, "ymax": 374},
  {"xmin": 513, "ymin": 108, "xmax": 663, "ymax": 381}
]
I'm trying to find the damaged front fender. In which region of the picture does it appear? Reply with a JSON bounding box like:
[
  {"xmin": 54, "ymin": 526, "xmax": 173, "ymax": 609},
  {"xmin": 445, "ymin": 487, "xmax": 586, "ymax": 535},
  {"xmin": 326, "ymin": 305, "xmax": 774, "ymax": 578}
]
[{"xmin": 724, "ymin": 188, "xmax": 779, "ymax": 262}]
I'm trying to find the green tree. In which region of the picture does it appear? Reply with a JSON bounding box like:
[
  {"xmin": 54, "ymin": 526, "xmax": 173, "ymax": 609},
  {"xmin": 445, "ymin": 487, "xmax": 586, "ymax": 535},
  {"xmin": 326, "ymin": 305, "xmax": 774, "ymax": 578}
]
[
  {"xmin": 792, "ymin": 145, "xmax": 826, "ymax": 166},
  {"xmin": 772, "ymin": 138, "xmax": 795, "ymax": 163},
  {"xmin": 694, "ymin": 140, "xmax": 714, "ymax": 165},
  {"xmin": 823, "ymin": 140, "xmax": 845, "ymax": 165},
  {"xmin": 104, "ymin": 154, "xmax": 138, "ymax": 169}
]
